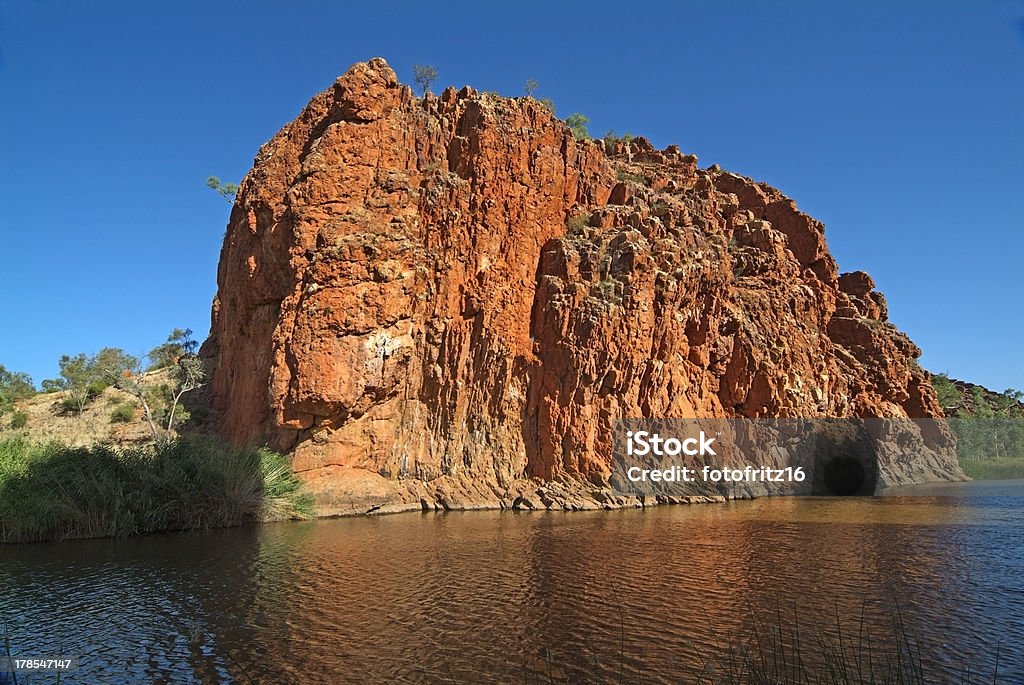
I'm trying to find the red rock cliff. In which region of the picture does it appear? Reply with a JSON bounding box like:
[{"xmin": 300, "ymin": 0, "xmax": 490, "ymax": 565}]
[{"xmin": 204, "ymin": 59, "xmax": 962, "ymax": 513}]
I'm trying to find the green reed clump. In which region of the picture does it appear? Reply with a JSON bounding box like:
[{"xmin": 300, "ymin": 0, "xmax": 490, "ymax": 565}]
[{"xmin": 0, "ymin": 436, "xmax": 313, "ymax": 543}]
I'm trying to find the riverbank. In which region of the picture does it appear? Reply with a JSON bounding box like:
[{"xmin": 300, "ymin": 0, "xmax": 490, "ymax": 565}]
[
  {"xmin": 0, "ymin": 427, "xmax": 1000, "ymax": 543},
  {"xmin": 961, "ymin": 457, "xmax": 1024, "ymax": 480},
  {"xmin": 0, "ymin": 436, "xmax": 313, "ymax": 543},
  {"xmin": 0, "ymin": 432, "xmax": 968, "ymax": 544}
]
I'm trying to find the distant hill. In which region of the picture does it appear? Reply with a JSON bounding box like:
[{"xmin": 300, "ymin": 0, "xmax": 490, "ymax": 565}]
[
  {"xmin": 931, "ymin": 374, "xmax": 1024, "ymax": 479},
  {"xmin": 931, "ymin": 374, "xmax": 1024, "ymax": 418}
]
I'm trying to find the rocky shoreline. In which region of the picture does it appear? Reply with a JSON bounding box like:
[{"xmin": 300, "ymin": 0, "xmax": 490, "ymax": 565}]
[{"xmin": 304, "ymin": 468, "xmax": 732, "ymax": 518}]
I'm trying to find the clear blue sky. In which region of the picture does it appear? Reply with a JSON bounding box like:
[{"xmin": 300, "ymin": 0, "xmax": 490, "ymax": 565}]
[{"xmin": 1, "ymin": 0, "xmax": 1022, "ymax": 392}]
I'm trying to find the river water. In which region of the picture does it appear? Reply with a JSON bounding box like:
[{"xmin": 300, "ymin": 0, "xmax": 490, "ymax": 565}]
[{"xmin": 1, "ymin": 481, "xmax": 1021, "ymax": 684}]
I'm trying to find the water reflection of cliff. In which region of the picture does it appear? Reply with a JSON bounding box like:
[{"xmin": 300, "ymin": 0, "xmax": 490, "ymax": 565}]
[
  {"xmin": 522, "ymin": 497, "xmax": 1008, "ymax": 681},
  {"xmin": 1, "ymin": 490, "xmax": 1019, "ymax": 683}
]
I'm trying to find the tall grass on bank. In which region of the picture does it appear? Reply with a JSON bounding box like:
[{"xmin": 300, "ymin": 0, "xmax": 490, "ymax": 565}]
[
  {"xmin": 948, "ymin": 417, "xmax": 1024, "ymax": 480},
  {"xmin": 960, "ymin": 458, "xmax": 1024, "ymax": 480},
  {"xmin": 0, "ymin": 436, "xmax": 314, "ymax": 543}
]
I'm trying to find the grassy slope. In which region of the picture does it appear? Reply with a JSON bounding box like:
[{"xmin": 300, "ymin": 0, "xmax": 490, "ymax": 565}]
[{"xmin": 0, "ymin": 368, "xmax": 183, "ymax": 446}]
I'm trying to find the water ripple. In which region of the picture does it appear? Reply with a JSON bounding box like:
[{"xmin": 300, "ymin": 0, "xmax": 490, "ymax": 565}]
[{"xmin": 0, "ymin": 481, "xmax": 1021, "ymax": 683}]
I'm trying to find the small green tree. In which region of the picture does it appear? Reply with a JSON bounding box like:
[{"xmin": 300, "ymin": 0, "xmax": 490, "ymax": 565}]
[
  {"xmin": 0, "ymin": 364, "xmax": 34, "ymax": 415},
  {"xmin": 96, "ymin": 354, "xmax": 160, "ymax": 441},
  {"xmin": 148, "ymin": 328, "xmax": 198, "ymax": 370},
  {"xmin": 931, "ymin": 373, "xmax": 962, "ymax": 409},
  {"xmin": 55, "ymin": 353, "xmax": 94, "ymax": 416},
  {"xmin": 97, "ymin": 330, "xmax": 205, "ymax": 441},
  {"xmin": 155, "ymin": 329, "xmax": 204, "ymax": 433},
  {"xmin": 538, "ymin": 97, "xmax": 555, "ymax": 113},
  {"xmin": 412, "ymin": 64, "xmax": 438, "ymax": 96},
  {"xmin": 40, "ymin": 378, "xmax": 62, "ymax": 393},
  {"xmin": 970, "ymin": 386, "xmax": 995, "ymax": 418},
  {"xmin": 206, "ymin": 176, "xmax": 239, "ymax": 202},
  {"xmin": 524, "ymin": 79, "xmax": 539, "ymax": 97},
  {"xmin": 165, "ymin": 355, "xmax": 205, "ymax": 433},
  {"xmin": 603, "ymin": 130, "xmax": 636, "ymax": 152},
  {"xmin": 45, "ymin": 348, "xmax": 140, "ymax": 417},
  {"xmin": 997, "ymin": 388, "xmax": 1024, "ymax": 415},
  {"xmin": 92, "ymin": 348, "xmax": 137, "ymax": 377},
  {"xmin": 565, "ymin": 113, "xmax": 590, "ymax": 140}
]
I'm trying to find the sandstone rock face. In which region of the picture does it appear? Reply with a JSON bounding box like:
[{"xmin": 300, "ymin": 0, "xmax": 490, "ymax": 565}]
[{"xmin": 204, "ymin": 59, "xmax": 963, "ymax": 514}]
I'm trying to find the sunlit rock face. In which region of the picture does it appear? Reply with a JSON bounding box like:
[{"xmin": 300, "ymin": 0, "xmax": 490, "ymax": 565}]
[{"xmin": 203, "ymin": 58, "xmax": 963, "ymax": 514}]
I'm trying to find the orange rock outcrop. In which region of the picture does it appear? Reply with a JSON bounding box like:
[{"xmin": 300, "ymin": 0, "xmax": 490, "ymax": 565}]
[{"xmin": 203, "ymin": 59, "xmax": 962, "ymax": 513}]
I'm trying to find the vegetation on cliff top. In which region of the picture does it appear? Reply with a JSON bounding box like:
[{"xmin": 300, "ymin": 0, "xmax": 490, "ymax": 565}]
[
  {"xmin": 412, "ymin": 64, "xmax": 438, "ymax": 95},
  {"xmin": 932, "ymin": 373, "xmax": 1024, "ymax": 418},
  {"xmin": 206, "ymin": 175, "xmax": 238, "ymax": 202},
  {"xmin": 2, "ymin": 328, "xmax": 209, "ymax": 441},
  {"xmin": 565, "ymin": 112, "xmax": 590, "ymax": 140}
]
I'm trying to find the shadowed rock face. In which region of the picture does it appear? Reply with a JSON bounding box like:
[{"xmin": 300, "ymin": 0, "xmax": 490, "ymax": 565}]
[{"xmin": 204, "ymin": 58, "xmax": 962, "ymax": 514}]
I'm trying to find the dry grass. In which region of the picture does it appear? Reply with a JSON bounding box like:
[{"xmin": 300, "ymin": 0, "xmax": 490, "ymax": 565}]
[{"xmin": 0, "ymin": 368, "xmax": 180, "ymax": 446}]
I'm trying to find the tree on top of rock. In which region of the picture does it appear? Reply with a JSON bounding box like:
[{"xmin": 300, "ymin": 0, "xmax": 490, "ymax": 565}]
[
  {"xmin": 565, "ymin": 113, "xmax": 590, "ymax": 140},
  {"xmin": 412, "ymin": 64, "xmax": 438, "ymax": 96},
  {"xmin": 206, "ymin": 176, "xmax": 238, "ymax": 202}
]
